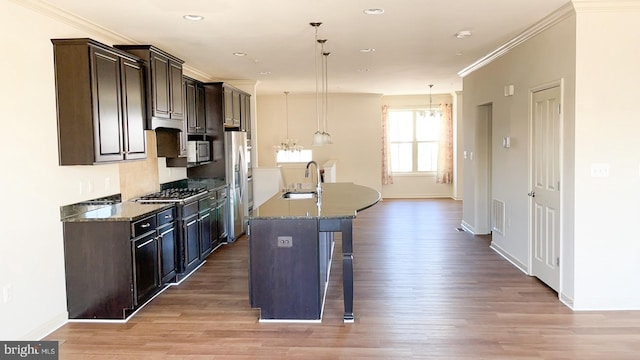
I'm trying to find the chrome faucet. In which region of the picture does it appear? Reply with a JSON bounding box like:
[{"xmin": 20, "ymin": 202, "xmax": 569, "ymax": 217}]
[{"xmin": 305, "ymin": 160, "xmax": 322, "ymax": 195}]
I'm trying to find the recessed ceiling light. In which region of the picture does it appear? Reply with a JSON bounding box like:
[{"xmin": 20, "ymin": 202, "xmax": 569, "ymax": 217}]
[
  {"xmin": 183, "ymin": 14, "xmax": 204, "ymax": 21},
  {"xmin": 455, "ymin": 30, "xmax": 472, "ymax": 39},
  {"xmin": 233, "ymin": 52, "xmax": 247, "ymax": 57},
  {"xmin": 363, "ymin": 8, "xmax": 384, "ymax": 15},
  {"xmin": 359, "ymin": 48, "xmax": 376, "ymax": 53},
  {"xmin": 259, "ymin": 71, "xmax": 271, "ymax": 75}
]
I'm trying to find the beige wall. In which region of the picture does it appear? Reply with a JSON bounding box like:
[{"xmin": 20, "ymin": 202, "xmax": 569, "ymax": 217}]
[
  {"xmin": 0, "ymin": 0, "xmax": 185, "ymax": 339},
  {"xmin": 463, "ymin": 2, "xmax": 640, "ymax": 310},
  {"xmin": 462, "ymin": 12, "xmax": 577, "ymax": 303},
  {"xmin": 256, "ymin": 93, "xmax": 383, "ymax": 193},
  {"xmin": 572, "ymin": 5, "xmax": 640, "ymax": 309}
]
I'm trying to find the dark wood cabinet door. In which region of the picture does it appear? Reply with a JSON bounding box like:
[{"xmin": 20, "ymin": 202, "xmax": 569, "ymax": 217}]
[
  {"xmin": 196, "ymin": 83, "xmax": 206, "ymax": 132},
  {"xmin": 232, "ymin": 90, "xmax": 241, "ymax": 126},
  {"xmin": 151, "ymin": 53, "xmax": 170, "ymax": 119},
  {"xmin": 223, "ymin": 87, "xmax": 234, "ymax": 127},
  {"xmin": 133, "ymin": 232, "xmax": 159, "ymax": 305},
  {"xmin": 169, "ymin": 60, "xmax": 185, "ymax": 120},
  {"xmin": 199, "ymin": 211, "xmax": 212, "ymax": 259},
  {"xmin": 121, "ymin": 58, "xmax": 146, "ymax": 160},
  {"xmin": 91, "ymin": 48, "xmax": 124, "ymax": 162},
  {"xmin": 217, "ymin": 199, "xmax": 228, "ymax": 242},
  {"xmin": 209, "ymin": 207, "xmax": 219, "ymax": 249},
  {"xmin": 184, "ymin": 215, "xmax": 200, "ymax": 267},
  {"xmin": 244, "ymin": 94, "xmax": 251, "ymax": 138},
  {"xmin": 204, "ymin": 83, "xmax": 223, "ymax": 137},
  {"xmin": 158, "ymin": 223, "xmax": 177, "ymax": 284},
  {"xmin": 185, "ymin": 78, "xmax": 198, "ymax": 132},
  {"xmin": 239, "ymin": 93, "xmax": 247, "ymax": 131}
]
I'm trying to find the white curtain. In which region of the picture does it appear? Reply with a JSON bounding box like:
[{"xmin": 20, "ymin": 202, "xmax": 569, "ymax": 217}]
[{"xmin": 436, "ymin": 104, "xmax": 453, "ymax": 184}]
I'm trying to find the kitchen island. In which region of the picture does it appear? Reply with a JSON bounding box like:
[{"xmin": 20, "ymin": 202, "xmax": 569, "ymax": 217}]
[{"xmin": 248, "ymin": 182, "xmax": 381, "ymax": 323}]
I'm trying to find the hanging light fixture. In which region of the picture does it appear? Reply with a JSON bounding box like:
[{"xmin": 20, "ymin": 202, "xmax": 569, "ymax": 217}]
[
  {"xmin": 428, "ymin": 84, "xmax": 434, "ymax": 116},
  {"xmin": 321, "ymin": 44, "xmax": 332, "ymax": 144},
  {"xmin": 310, "ymin": 22, "xmax": 324, "ymax": 146},
  {"xmin": 275, "ymin": 91, "xmax": 302, "ymax": 152}
]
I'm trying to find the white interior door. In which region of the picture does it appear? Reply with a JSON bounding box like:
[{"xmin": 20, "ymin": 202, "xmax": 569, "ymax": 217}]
[{"xmin": 531, "ymin": 85, "xmax": 561, "ymax": 292}]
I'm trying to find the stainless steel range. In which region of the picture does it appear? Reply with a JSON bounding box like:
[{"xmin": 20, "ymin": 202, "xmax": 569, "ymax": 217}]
[
  {"xmin": 137, "ymin": 188, "xmax": 208, "ymax": 204},
  {"xmin": 136, "ymin": 187, "xmax": 211, "ymax": 281}
]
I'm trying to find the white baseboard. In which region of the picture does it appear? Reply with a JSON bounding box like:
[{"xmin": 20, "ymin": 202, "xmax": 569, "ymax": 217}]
[
  {"xmin": 381, "ymin": 195, "xmax": 454, "ymax": 199},
  {"xmin": 489, "ymin": 241, "xmax": 529, "ymax": 274},
  {"xmin": 21, "ymin": 311, "xmax": 68, "ymax": 341},
  {"xmin": 560, "ymin": 292, "xmax": 574, "ymax": 309},
  {"xmin": 460, "ymin": 221, "xmax": 475, "ymax": 234}
]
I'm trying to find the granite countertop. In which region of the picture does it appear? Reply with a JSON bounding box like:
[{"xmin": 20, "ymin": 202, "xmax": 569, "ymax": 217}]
[
  {"xmin": 249, "ymin": 182, "xmax": 381, "ymax": 220},
  {"xmin": 61, "ymin": 202, "xmax": 174, "ymax": 222}
]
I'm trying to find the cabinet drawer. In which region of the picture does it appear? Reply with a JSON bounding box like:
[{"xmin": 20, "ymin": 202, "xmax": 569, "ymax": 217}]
[
  {"xmin": 133, "ymin": 215, "xmax": 157, "ymax": 237},
  {"xmin": 199, "ymin": 197, "xmax": 211, "ymax": 212},
  {"xmin": 216, "ymin": 188, "xmax": 227, "ymax": 200},
  {"xmin": 182, "ymin": 200, "xmax": 199, "ymax": 218},
  {"xmin": 157, "ymin": 207, "xmax": 175, "ymax": 226}
]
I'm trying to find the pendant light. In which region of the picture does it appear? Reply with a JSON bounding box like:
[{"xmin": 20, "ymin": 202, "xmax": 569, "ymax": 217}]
[
  {"xmin": 311, "ymin": 22, "xmax": 324, "ymax": 146},
  {"xmin": 428, "ymin": 84, "xmax": 434, "ymax": 116},
  {"xmin": 321, "ymin": 45, "xmax": 332, "ymax": 144}
]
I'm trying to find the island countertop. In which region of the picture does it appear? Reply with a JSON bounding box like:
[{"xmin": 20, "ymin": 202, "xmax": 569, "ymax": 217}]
[{"xmin": 249, "ymin": 182, "xmax": 381, "ymax": 220}]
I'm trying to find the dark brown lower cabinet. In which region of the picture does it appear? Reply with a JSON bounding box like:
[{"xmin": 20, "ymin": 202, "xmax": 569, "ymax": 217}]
[
  {"xmin": 133, "ymin": 232, "xmax": 159, "ymax": 305},
  {"xmin": 63, "ymin": 206, "xmax": 175, "ymax": 320}
]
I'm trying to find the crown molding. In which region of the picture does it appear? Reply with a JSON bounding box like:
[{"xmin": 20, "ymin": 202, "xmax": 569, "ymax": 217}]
[
  {"xmin": 14, "ymin": 0, "xmax": 217, "ymax": 81},
  {"xmin": 458, "ymin": 3, "xmax": 575, "ymax": 78},
  {"xmin": 11, "ymin": 0, "xmax": 136, "ymax": 45},
  {"xmin": 572, "ymin": 0, "xmax": 640, "ymax": 12},
  {"xmin": 182, "ymin": 65, "xmax": 213, "ymax": 82}
]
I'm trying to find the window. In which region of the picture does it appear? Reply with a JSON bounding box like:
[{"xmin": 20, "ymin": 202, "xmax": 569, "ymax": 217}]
[
  {"xmin": 276, "ymin": 149, "xmax": 313, "ymax": 163},
  {"xmin": 388, "ymin": 109, "xmax": 440, "ymax": 173}
]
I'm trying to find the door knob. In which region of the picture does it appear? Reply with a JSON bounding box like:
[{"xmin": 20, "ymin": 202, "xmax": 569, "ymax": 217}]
[{"xmin": 527, "ymin": 191, "xmax": 536, "ymax": 197}]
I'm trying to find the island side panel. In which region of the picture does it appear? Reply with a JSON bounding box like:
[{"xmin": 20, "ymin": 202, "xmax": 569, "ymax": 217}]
[
  {"xmin": 249, "ymin": 218, "xmax": 321, "ymax": 320},
  {"xmin": 63, "ymin": 221, "xmax": 134, "ymax": 319}
]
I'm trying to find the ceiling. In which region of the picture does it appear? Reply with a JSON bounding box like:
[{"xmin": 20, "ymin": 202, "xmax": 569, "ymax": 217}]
[{"xmin": 40, "ymin": 0, "xmax": 570, "ymax": 95}]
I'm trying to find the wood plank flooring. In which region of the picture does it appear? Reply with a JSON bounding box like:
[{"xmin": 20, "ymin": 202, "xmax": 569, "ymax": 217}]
[{"xmin": 46, "ymin": 199, "xmax": 640, "ymax": 359}]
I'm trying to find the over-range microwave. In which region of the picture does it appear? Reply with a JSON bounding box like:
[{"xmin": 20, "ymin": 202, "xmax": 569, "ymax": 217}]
[{"xmin": 187, "ymin": 141, "xmax": 211, "ymax": 163}]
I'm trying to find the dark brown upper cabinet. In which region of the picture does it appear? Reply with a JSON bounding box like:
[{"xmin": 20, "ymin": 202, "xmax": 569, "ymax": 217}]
[
  {"xmin": 114, "ymin": 45, "xmax": 185, "ymax": 131},
  {"xmin": 52, "ymin": 38, "xmax": 147, "ymax": 165},
  {"xmin": 205, "ymin": 83, "xmax": 250, "ymax": 131},
  {"xmin": 185, "ymin": 76, "xmax": 206, "ymax": 134}
]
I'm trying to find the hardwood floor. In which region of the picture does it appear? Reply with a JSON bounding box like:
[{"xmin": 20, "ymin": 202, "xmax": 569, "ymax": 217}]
[{"xmin": 47, "ymin": 199, "xmax": 640, "ymax": 359}]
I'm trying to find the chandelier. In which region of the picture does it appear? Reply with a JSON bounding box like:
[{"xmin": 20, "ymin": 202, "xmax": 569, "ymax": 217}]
[{"xmin": 276, "ymin": 91, "xmax": 302, "ymax": 152}]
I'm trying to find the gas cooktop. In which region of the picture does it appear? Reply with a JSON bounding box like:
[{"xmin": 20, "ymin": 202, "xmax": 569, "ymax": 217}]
[{"xmin": 137, "ymin": 188, "xmax": 207, "ymax": 203}]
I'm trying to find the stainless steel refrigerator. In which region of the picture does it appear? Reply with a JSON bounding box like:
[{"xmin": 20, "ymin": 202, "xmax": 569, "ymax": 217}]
[{"xmin": 225, "ymin": 131, "xmax": 248, "ymax": 242}]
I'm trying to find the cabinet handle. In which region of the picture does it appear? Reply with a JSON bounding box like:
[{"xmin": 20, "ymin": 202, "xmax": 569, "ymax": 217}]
[
  {"xmin": 164, "ymin": 215, "xmax": 172, "ymax": 219},
  {"xmin": 140, "ymin": 223, "xmax": 151, "ymax": 228},
  {"xmin": 136, "ymin": 238, "xmax": 155, "ymax": 249}
]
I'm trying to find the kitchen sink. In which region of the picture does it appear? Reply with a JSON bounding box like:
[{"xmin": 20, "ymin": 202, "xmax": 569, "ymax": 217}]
[{"xmin": 281, "ymin": 191, "xmax": 317, "ymax": 200}]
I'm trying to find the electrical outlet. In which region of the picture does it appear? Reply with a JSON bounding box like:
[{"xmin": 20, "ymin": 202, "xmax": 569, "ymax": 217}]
[
  {"xmin": 3, "ymin": 284, "xmax": 13, "ymax": 304},
  {"xmin": 104, "ymin": 177, "xmax": 111, "ymax": 189},
  {"xmin": 590, "ymin": 163, "xmax": 610, "ymax": 178},
  {"xmin": 277, "ymin": 236, "xmax": 293, "ymax": 248}
]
